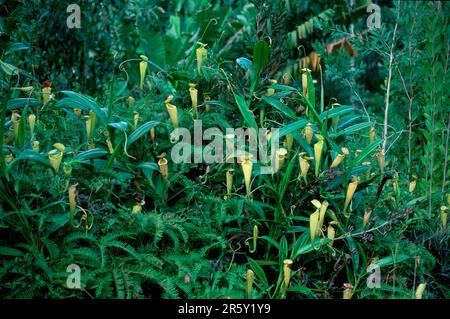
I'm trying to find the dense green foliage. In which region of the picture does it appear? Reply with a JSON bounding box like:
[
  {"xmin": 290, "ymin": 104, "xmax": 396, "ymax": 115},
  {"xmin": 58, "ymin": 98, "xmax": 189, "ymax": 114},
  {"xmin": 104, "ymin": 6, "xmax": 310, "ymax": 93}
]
[{"xmin": 0, "ymin": 0, "xmax": 448, "ymax": 299}]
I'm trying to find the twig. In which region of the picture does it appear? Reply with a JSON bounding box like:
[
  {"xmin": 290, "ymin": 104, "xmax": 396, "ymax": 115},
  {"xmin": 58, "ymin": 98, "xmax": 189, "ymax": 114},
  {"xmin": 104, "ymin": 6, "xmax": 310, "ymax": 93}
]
[{"xmin": 382, "ymin": 0, "xmax": 401, "ymax": 154}]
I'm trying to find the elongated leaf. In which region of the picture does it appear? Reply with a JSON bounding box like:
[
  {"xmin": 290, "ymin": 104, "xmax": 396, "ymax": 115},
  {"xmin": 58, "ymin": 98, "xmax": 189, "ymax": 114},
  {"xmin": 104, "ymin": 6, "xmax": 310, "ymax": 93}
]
[
  {"xmin": 137, "ymin": 162, "xmax": 158, "ymax": 171},
  {"xmin": 338, "ymin": 114, "xmax": 362, "ymax": 129},
  {"xmin": 329, "ymin": 121, "xmax": 372, "ymax": 138},
  {"xmin": 262, "ymin": 96, "xmax": 297, "ymax": 120},
  {"xmin": 247, "ymin": 257, "xmax": 269, "ymax": 289},
  {"xmin": 234, "ymin": 93, "xmax": 257, "ymax": 130},
  {"xmin": 8, "ymin": 150, "xmax": 53, "ymax": 170},
  {"xmin": 374, "ymin": 255, "xmax": 410, "ymax": 268},
  {"xmin": 260, "ymin": 235, "xmax": 280, "ymax": 250},
  {"xmin": 291, "ymin": 235, "xmax": 330, "ymax": 259},
  {"xmin": 319, "ymin": 105, "xmax": 353, "ymax": 121},
  {"xmin": 253, "ymin": 40, "xmax": 269, "ymax": 75},
  {"xmin": 278, "ymin": 154, "xmax": 297, "ymax": 202},
  {"xmin": 56, "ymin": 91, "xmax": 107, "ymax": 125},
  {"xmin": 301, "ymin": 94, "xmax": 321, "ymax": 124},
  {"xmin": 74, "ymin": 148, "xmax": 108, "ymax": 161},
  {"xmin": 7, "ymin": 43, "xmax": 30, "ymax": 53},
  {"xmin": 278, "ymin": 119, "xmax": 309, "ymax": 139},
  {"xmin": 108, "ymin": 121, "xmax": 129, "ymax": 132},
  {"xmin": 0, "ymin": 246, "xmax": 24, "ymax": 256},
  {"xmin": 349, "ymin": 139, "xmax": 383, "ymax": 168},
  {"xmin": 286, "ymin": 285, "xmax": 316, "ymax": 297},
  {"xmin": 7, "ymin": 98, "xmax": 39, "ymax": 110},
  {"xmin": 0, "ymin": 60, "xmax": 19, "ymax": 76},
  {"xmin": 306, "ymin": 70, "xmax": 315, "ymax": 109},
  {"xmin": 127, "ymin": 121, "xmax": 159, "ymax": 148}
]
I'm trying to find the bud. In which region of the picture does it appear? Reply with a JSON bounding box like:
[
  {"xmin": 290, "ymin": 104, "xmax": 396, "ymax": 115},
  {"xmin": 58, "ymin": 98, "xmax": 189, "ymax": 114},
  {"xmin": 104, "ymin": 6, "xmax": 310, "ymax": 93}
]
[
  {"xmin": 286, "ymin": 134, "xmax": 294, "ymax": 152},
  {"xmin": 441, "ymin": 206, "xmax": 448, "ymax": 229},
  {"xmin": 11, "ymin": 112, "xmax": 21, "ymax": 144},
  {"xmin": 375, "ymin": 150, "xmax": 385, "ymax": 174},
  {"xmin": 314, "ymin": 135, "xmax": 324, "ymax": 176},
  {"xmin": 409, "ymin": 174, "xmax": 418, "ymax": 193},
  {"xmin": 298, "ymin": 152, "xmax": 312, "ymax": 184},
  {"xmin": 301, "ymin": 68, "xmax": 310, "ymax": 98},
  {"xmin": 53, "ymin": 143, "xmax": 65, "ymax": 152},
  {"xmin": 274, "ymin": 148, "xmax": 288, "ymax": 174},
  {"xmin": 343, "ymin": 283, "xmax": 353, "ymax": 299},
  {"xmin": 310, "ymin": 52, "xmax": 320, "ymax": 72},
  {"xmin": 344, "ymin": 176, "xmax": 359, "ymax": 213},
  {"xmin": 165, "ymin": 95, "xmax": 179, "ymax": 128},
  {"xmin": 28, "ymin": 114, "xmax": 36, "ymax": 136},
  {"xmin": 330, "ymin": 147, "xmax": 349, "ymax": 169},
  {"xmin": 241, "ymin": 154, "xmax": 253, "ymax": 197},
  {"xmin": 303, "ymin": 123, "xmax": 314, "ymax": 144},
  {"xmin": 63, "ymin": 162, "xmax": 72, "ymax": 176},
  {"xmin": 127, "ymin": 96, "xmax": 135, "ymax": 108},
  {"xmin": 48, "ymin": 149, "xmax": 63, "ymax": 172},
  {"xmin": 132, "ymin": 200, "xmax": 145, "ymax": 213},
  {"xmin": 158, "ymin": 155, "xmax": 168, "ymax": 180},
  {"xmin": 42, "ymin": 86, "xmax": 51, "ymax": 105},
  {"xmin": 196, "ymin": 43, "xmax": 208, "ymax": 74},
  {"xmin": 283, "ymin": 259, "xmax": 293, "ymax": 288},
  {"xmin": 363, "ymin": 209, "xmax": 372, "ymax": 227},
  {"xmin": 32, "ymin": 140, "xmax": 40, "ymax": 152},
  {"xmin": 189, "ymin": 83, "xmax": 198, "ymax": 113},
  {"xmin": 150, "ymin": 128, "xmax": 155, "ymax": 142},
  {"xmin": 204, "ymin": 94, "xmax": 211, "ymax": 112},
  {"xmin": 415, "ymin": 283, "xmax": 426, "ymax": 299},
  {"xmin": 68, "ymin": 183, "xmax": 77, "ymax": 217},
  {"xmin": 327, "ymin": 221, "xmax": 338, "ymax": 247},
  {"xmin": 369, "ymin": 125, "xmax": 375, "ymax": 144},
  {"xmin": 267, "ymin": 79, "xmax": 277, "ymax": 96},
  {"xmin": 133, "ymin": 111, "xmax": 139, "ymax": 128},
  {"xmin": 225, "ymin": 168, "xmax": 234, "ymax": 199},
  {"xmin": 139, "ymin": 55, "xmax": 148, "ymax": 90},
  {"xmin": 74, "ymin": 108, "xmax": 82, "ymax": 117},
  {"xmin": 246, "ymin": 269, "xmax": 255, "ymax": 298}
]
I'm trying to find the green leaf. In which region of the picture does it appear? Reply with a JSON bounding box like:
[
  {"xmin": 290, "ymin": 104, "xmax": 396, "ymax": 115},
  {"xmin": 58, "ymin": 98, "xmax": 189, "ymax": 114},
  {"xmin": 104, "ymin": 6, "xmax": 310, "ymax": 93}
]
[
  {"xmin": 286, "ymin": 285, "xmax": 316, "ymax": 297},
  {"xmin": 7, "ymin": 98, "xmax": 39, "ymax": 110},
  {"xmin": 108, "ymin": 121, "xmax": 129, "ymax": 132},
  {"xmin": 0, "ymin": 60, "xmax": 19, "ymax": 76},
  {"xmin": 0, "ymin": 246, "xmax": 24, "ymax": 257},
  {"xmin": 253, "ymin": 40, "xmax": 269, "ymax": 75},
  {"xmin": 349, "ymin": 139, "xmax": 383, "ymax": 168},
  {"xmin": 234, "ymin": 93, "xmax": 257, "ymax": 130},
  {"xmin": 329, "ymin": 121, "xmax": 372, "ymax": 138},
  {"xmin": 278, "ymin": 119, "xmax": 309, "ymax": 139},
  {"xmin": 291, "ymin": 235, "xmax": 330, "ymax": 259},
  {"xmin": 56, "ymin": 91, "xmax": 107, "ymax": 125},
  {"xmin": 74, "ymin": 148, "xmax": 108, "ymax": 161},
  {"xmin": 306, "ymin": 70, "xmax": 315, "ymax": 110},
  {"xmin": 319, "ymin": 105, "xmax": 353, "ymax": 121},
  {"xmin": 248, "ymin": 257, "xmax": 269, "ymax": 289},
  {"xmin": 262, "ymin": 96, "xmax": 297, "ymax": 120},
  {"xmin": 127, "ymin": 121, "xmax": 159, "ymax": 148},
  {"xmin": 374, "ymin": 255, "xmax": 411, "ymax": 268},
  {"xmin": 278, "ymin": 154, "xmax": 297, "ymax": 202},
  {"xmin": 260, "ymin": 235, "xmax": 280, "ymax": 250},
  {"xmin": 8, "ymin": 150, "xmax": 53, "ymax": 171}
]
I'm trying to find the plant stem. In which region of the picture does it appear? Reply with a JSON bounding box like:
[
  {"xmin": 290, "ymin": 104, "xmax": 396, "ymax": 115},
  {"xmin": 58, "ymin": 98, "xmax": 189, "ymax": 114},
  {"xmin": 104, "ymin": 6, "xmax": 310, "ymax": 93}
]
[{"xmin": 382, "ymin": 0, "xmax": 401, "ymax": 155}]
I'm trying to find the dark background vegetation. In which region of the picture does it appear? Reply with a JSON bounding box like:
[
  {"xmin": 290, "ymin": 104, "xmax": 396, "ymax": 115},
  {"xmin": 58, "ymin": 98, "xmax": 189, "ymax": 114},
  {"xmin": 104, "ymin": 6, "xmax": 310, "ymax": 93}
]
[{"xmin": 0, "ymin": 0, "xmax": 448, "ymax": 299}]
